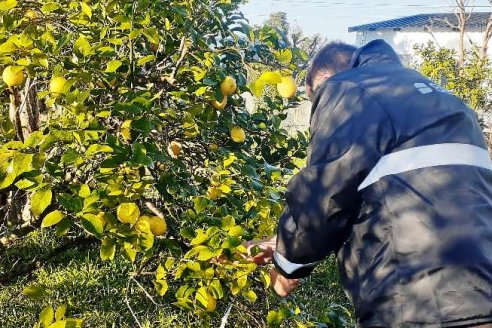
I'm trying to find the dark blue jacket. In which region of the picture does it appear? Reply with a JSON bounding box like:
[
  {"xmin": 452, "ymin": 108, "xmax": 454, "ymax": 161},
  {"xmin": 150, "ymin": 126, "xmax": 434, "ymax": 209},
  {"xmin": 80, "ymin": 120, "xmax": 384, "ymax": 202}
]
[{"xmin": 273, "ymin": 40, "xmax": 492, "ymax": 327}]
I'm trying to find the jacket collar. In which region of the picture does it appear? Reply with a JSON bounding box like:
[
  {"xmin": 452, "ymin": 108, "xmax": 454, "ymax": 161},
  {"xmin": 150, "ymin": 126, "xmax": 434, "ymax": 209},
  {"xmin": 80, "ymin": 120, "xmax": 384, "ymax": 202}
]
[
  {"xmin": 309, "ymin": 40, "xmax": 401, "ymax": 118},
  {"xmin": 349, "ymin": 39, "xmax": 401, "ymax": 68}
]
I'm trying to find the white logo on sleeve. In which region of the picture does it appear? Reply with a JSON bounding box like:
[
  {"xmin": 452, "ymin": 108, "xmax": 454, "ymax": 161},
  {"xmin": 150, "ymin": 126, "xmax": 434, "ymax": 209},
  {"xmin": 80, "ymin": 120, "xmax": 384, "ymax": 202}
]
[
  {"xmin": 414, "ymin": 83, "xmax": 433, "ymax": 94},
  {"xmin": 414, "ymin": 82, "xmax": 453, "ymax": 95}
]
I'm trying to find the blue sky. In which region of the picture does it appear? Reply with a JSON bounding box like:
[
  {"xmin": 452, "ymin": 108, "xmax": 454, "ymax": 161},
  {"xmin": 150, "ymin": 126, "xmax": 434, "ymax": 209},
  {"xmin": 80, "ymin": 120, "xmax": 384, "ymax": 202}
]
[{"xmin": 240, "ymin": 0, "xmax": 491, "ymax": 43}]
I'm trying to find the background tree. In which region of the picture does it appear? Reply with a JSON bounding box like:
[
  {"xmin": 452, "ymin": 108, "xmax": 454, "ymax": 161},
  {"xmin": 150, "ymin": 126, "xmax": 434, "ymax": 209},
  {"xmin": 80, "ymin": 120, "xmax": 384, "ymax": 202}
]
[
  {"xmin": 263, "ymin": 12, "xmax": 326, "ymax": 69},
  {"xmin": 414, "ymin": 42, "xmax": 492, "ymax": 112}
]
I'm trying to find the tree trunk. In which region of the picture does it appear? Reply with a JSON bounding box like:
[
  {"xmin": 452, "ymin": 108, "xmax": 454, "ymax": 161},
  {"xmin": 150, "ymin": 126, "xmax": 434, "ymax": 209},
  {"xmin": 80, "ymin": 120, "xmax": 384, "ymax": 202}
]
[
  {"xmin": 1, "ymin": 78, "xmax": 42, "ymax": 234},
  {"xmin": 456, "ymin": 0, "xmax": 467, "ymax": 69},
  {"xmin": 482, "ymin": 12, "xmax": 492, "ymax": 59}
]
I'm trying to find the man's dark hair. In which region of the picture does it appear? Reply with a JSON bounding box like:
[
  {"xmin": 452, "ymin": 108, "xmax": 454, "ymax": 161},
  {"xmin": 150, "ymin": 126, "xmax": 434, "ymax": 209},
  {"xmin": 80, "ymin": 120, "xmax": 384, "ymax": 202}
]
[{"xmin": 306, "ymin": 42, "xmax": 357, "ymax": 88}]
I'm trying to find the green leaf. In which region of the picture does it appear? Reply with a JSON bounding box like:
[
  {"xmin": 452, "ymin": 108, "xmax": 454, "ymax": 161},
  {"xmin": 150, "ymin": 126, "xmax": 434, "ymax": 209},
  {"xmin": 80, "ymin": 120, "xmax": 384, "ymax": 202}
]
[
  {"xmin": 48, "ymin": 321, "xmax": 66, "ymax": 328},
  {"xmin": 64, "ymin": 319, "xmax": 83, "ymax": 328},
  {"xmin": 154, "ymin": 279, "xmax": 168, "ymax": 296},
  {"xmin": 223, "ymin": 153, "xmax": 236, "ymax": 167},
  {"xmin": 54, "ymin": 304, "xmax": 67, "ymax": 321},
  {"xmin": 242, "ymin": 165, "xmax": 260, "ymax": 179},
  {"xmin": 123, "ymin": 243, "xmax": 137, "ymax": 262},
  {"xmin": 209, "ymin": 280, "xmax": 223, "ymax": 299},
  {"xmin": 100, "ymin": 237, "xmax": 116, "ymax": 261},
  {"xmin": 39, "ymin": 305, "xmax": 54, "ymax": 328},
  {"xmin": 267, "ymin": 310, "xmax": 281, "ymax": 327},
  {"xmin": 80, "ymin": 2, "xmax": 92, "ymax": 19},
  {"xmin": 195, "ymin": 286, "xmax": 211, "ymax": 310},
  {"xmin": 0, "ymin": 169, "xmax": 16, "ymax": 190},
  {"xmin": 15, "ymin": 178, "xmax": 35, "ymax": 189},
  {"xmin": 13, "ymin": 153, "xmax": 33, "ymax": 175},
  {"xmin": 22, "ymin": 285, "xmax": 46, "ymax": 300},
  {"xmin": 81, "ymin": 213, "xmax": 104, "ymax": 236},
  {"xmin": 258, "ymin": 71, "xmax": 282, "ymax": 84},
  {"xmin": 190, "ymin": 229, "xmax": 208, "ymax": 246},
  {"xmin": 85, "ymin": 144, "xmax": 113, "ymax": 156},
  {"xmin": 138, "ymin": 230, "xmax": 154, "ymax": 250},
  {"xmin": 31, "ymin": 189, "xmax": 52, "ymax": 217},
  {"xmin": 116, "ymin": 202, "xmax": 140, "ymax": 224},
  {"xmin": 41, "ymin": 211, "xmax": 65, "ymax": 228},
  {"xmin": 228, "ymin": 226, "xmax": 244, "ymax": 237},
  {"xmin": 221, "ymin": 215, "xmax": 235, "ymax": 229},
  {"xmin": 24, "ymin": 131, "xmax": 45, "ymax": 148},
  {"xmin": 74, "ymin": 35, "xmax": 92, "ymax": 57},
  {"xmin": 0, "ymin": 0, "xmax": 16, "ymax": 11},
  {"xmin": 78, "ymin": 184, "xmax": 90, "ymax": 198},
  {"xmin": 156, "ymin": 264, "xmax": 166, "ymax": 280},
  {"xmin": 249, "ymin": 79, "xmax": 265, "ymax": 97},
  {"xmin": 143, "ymin": 27, "xmax": 160, "ymax": 44},
  {"xmin": 193, "ymin": 197, "xmax": 208, "ymax": 214},
  {"xmin": 218, "ymin": 184, "xmax": 231, "ymax": 194},
  {"xmin": 275, "ymin": 49, "xmax": 293, "ymax": 65},
  {"xmin": 56, "ymin": 218, "xmax": 71, "ymax": 236},
  {"xmin": 185, "ymin": 245, "xmax": 214, "ymax": 261},
  {"xmin": 58, "ymin": 193, "xmax": 83, "ymax": 213},
  {"xmin": 41, "ymin": 2, "xmax": 60, "ymax": 13},
  {"xmin": 137, "ymin": 55, "xmax": 155, "ymax": 66},
  {"xmin": 242, "ymin": 289, "xmax": 257, "ymax": 302},
  {"xmin": 131, "ymin": 143, "xmax": 153, "ymax": 167},
  {"xmin": 105, "ymin": 60, "xmax": 122, "ymax": 73}
]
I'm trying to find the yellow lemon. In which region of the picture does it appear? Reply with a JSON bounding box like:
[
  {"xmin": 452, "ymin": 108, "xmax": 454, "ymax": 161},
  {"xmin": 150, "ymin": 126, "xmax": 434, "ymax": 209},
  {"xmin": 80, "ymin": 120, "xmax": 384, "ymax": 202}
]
[
  {"xmin": 50, "ymin": 76, "xmax": 67, "ymax": 94},
  {"xmin": 277, "ymin": 76, "xmax": 297, "ymax": 99},
  {"xmin": 230, "ymin": 126, "xmax": 245, "ymax": 143},
  {"xmin": 120, "ymin": 119, "xmax": 133, "ymax": 142},
  {"xmin": 116, "ymin": 202, "xmax": 140, "ymax": 225},
  {"xmin": 220, "ymin": 76, "xmax": 237, "ymax": 96},
  {"xmin": 167, "ymin": 141, "xmax": 182, "ymax": 159},
  {"xmin": 211, "ymin": 96, "xmax": 227, "ymax": 110},
  {"xmin": 2, "ymin": 66, "xmax": 24, "ymax": 87},
  {"xmin": 147, "ymin": 216, "xmax": 167, "ymax": 236},
  {"xmin": 25, "ymin": 10, "xmax": 38, "ymax": 19}
]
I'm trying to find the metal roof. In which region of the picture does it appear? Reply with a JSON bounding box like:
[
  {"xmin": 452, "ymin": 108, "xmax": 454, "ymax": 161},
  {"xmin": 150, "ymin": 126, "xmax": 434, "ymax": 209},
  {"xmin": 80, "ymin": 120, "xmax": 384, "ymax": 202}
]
[{"xmin": 348, "ymin": 12, "xmax": 492, "ymax": 32}]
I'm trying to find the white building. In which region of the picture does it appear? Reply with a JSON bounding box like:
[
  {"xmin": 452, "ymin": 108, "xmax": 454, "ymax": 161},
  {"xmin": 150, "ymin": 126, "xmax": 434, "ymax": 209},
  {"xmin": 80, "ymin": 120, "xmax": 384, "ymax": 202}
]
[{"xmin": 349, "ymin": 12, "xmax": 492, "ymax": 64}]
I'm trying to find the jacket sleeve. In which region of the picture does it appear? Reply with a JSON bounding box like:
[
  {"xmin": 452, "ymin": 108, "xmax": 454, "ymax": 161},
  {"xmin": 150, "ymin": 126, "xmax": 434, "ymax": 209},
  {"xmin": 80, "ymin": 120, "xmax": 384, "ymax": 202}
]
[{"xmin": 273, "ymin": 81, "xmax": 395, "ymax": 279}]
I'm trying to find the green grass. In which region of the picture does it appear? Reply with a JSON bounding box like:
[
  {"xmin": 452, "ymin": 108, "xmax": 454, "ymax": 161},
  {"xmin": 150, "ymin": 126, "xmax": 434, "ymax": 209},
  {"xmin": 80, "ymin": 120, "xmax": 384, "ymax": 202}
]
[{"xmin": 0, "ymin": 230, "xmax": 353, "ymax": 328}]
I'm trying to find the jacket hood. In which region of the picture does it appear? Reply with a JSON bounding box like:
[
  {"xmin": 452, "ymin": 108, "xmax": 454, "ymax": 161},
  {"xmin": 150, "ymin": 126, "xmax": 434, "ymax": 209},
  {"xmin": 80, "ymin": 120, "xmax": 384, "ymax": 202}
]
[{"xmin": 349, "ymin": 39, "xmax": 401, "ymax": 68}]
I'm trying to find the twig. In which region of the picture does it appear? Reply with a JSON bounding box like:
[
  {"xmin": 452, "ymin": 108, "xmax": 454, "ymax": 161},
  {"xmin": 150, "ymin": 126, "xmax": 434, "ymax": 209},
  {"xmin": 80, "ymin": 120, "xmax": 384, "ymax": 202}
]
[
  {"xmin": 130, "ymin": 276, "xmax": 157, "ymax": 305},
  {"xmin": 125, "ymin": 278, "xmax": 143, "ymax": 328},
  {"xmin": 145, "ymin": 201, "xmax": 164, "ymax": 219},
  {"xmin": 169, "ymin": 36, "xmax": 188, "ymax": 81}
]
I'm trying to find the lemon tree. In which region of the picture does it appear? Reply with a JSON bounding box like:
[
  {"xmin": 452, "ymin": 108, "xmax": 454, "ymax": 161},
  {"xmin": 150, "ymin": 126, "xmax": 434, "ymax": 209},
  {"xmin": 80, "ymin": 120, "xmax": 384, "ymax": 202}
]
[{"xmin": 0, "ymin": 0, "xmax": 317, "ymax": 326}]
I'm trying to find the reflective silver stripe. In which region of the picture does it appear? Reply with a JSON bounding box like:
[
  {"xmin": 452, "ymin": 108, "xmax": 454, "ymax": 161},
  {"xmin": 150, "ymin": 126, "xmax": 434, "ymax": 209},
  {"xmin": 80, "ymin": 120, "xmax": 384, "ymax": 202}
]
[
  {"xmin": 273, "ymin": 251, "xmax": 317, "ymax": 275},
  {"xmin": 358, "ymin": 143, "xmax": 492, "ymax": 191}
]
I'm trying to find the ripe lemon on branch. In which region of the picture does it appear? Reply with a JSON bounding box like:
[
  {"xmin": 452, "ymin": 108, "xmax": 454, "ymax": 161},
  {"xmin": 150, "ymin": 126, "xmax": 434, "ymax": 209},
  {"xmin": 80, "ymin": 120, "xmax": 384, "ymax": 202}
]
[
  {"xmin": 50, "ymin": 76, "xmax": 67, "ymax": 95},
  {"xmin": 220, "ymin": 76, "xmax": 237, "ymax": 96},
  {"xmin": 277, "ymin": 75, "xmax": 297, "ymax": 99},
  {"xmin": 230, "ymin": 126, "xmax": 246, "ymax": 143},
  {"xmin": 137, "ymin": 215, "xmax": 167, "ymax": 236},
  {"xmin": 2, "ymin": 66, "xmax": 24, "ymax": 87},
  {"xmin": 167, "ymin": 141, "xmax": 182, "ymax": 159}
]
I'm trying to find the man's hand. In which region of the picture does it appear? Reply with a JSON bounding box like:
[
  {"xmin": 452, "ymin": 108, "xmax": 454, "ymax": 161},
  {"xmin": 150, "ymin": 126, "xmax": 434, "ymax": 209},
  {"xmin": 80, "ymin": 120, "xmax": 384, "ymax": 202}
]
[
  {"xmin": 270, "ymin": 267, "xmax": 300, "ymax": 297},
  {"xmin": 244, "ymin": 236, "xmax": 277, "ymax": 265}
]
